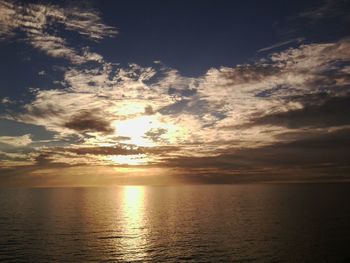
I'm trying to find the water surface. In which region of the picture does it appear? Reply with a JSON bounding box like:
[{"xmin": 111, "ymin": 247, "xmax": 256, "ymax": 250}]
[{"xmin": 1, "ymin": 184, "xmax": 350, "ymax": 262}]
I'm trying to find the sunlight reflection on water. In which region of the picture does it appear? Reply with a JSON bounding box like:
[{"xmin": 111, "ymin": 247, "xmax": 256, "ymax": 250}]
[{"xmin": 118, "ymin": 186, "xmax": 148, "ymax": 261}]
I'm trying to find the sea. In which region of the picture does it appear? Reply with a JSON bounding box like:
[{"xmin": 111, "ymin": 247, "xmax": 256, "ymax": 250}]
[{"xmin": 0, "ymin": 184, "xmax": 350, "ymax": 262}]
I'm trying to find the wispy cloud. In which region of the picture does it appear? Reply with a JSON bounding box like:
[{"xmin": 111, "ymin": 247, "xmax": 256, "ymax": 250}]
[
  {"xmin": 258, "ymin": 37, "xmax": 304, "ymax": 53},
  {"xmin": 0, "ymin": 0, "xmax": 116, "ymax": 63},
  {"xmin": 0, "ymin": 134, "xmax": 32, "ymax": 147},
  {"xmin": 299, "ymin": 0, "xmax": 350, "ymax": 21}
]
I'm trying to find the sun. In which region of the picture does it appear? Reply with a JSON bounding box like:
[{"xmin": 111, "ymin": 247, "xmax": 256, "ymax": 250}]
[
  {"xmin": 108, "ymin": 112, "xmax": 187, "ymax": 165},
  {"xmin": 109, "ymin": 154, "xmax": 147, "ymax": 165},
  {"xmin": 113, "ymin": 115, "xmax": 159, "ymax": 147}
]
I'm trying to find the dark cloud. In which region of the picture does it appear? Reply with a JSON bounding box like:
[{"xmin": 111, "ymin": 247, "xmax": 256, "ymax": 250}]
[
  {"xmin": 55, "ymin": 145, "xmax": 179, "ymax": 156},
  {"xmin": 159, "ymin": 99, "xmax": 211, "ymax": 116},
  {"xmin": 144, "ymin": 128, "xmax": 167, "ymax": 142},
  {"xmin": 255, "ymin": 84, "xmax": 291, "ymax": 98},
  {"xmin": 212, "ymin": 64, "xmax": 280, "ymax": 87},
  {"xmin": 64, "ymin": 111, "xmax": 114, "ymax": 134},
  {"xmin": 34, "ymin": 153, "xmax": 53, "ymax": 166},
  {"xmin": 163, "ymin": 128, "xmax": 350, "ymax": 183},
  {"xmin": 249, "ymin": 94, "xmax": 350, "ymax": 129},
  {"xmin": 144, "ymin": 105, "xmax": 155, "ymax": 115},
  {"xmin": 168, "ymin": 87, "xmax": 197, "ymax": 98}
]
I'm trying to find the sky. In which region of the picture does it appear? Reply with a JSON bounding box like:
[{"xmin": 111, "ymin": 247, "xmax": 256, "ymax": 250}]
[{"xmin": 0, "ymin": 0, "xmax": 350, "ymax": 187}]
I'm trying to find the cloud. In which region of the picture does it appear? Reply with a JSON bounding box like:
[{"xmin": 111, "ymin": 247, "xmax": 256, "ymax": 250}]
[
  {"xmin": 298, "ymin": 0, "xmax": 350, "ymax": 21},
  {"xmin": 28, "ymin": 34, "xmax": 86, "ymax": 63},
  {"xmin": 162, "ymin": 128, "xmax": 350, "ymax": 183},
  {"xmin": 64, "ymin": 111, "xmax": 114, "ymax": 134},
  {"xmin": 55, "ymin": 145, "xmax": 179, "ymax": 156},
  {"xmin": 5, "ymin": 38, "xmax": 349, "ymax": 152},
  {"xmin": 38, "ymin": 70, "xmax": 45, "ymax": 76},
  {"xmin": 0, "ymin": 0, "xmax": 16, "ymax": 39},
  {"xmin": 244, "ymin": 94, "xmax": 350, "ymax": 129},
  {"xmin": 199, "ymin": 38, "xmax": 350, "ymax": 124},
  {"xmin": 61, "ymin": 7, "xmax": 118, "ymax": 40},
  {"xmin": 0, "ymin": 134, "xmax": 32, "ymax": 147},
  {"xmin": 0, "ymin": 150, "xmax": 29, "ymax": 160},
  {"xmin": 258, "ymin": 37, "xmax": 305, "ymax": 53},
  {"xmin": 0, "ymin": 0, "xmax": 117, "ymax": 63},
  {"xmin": 1, "ymin": 97, "xmax": 14, "ymax": 105},
  {"xmin": 0, "ymin": 0, "xmax": 117, "ymax": 40},
  {"xmin": 276, "ymin": 0, "xmax": 350, "ymax": 40},
  {"xmin": 144, "ymin": 105, "xmax": 155, "ymax": 115},
  {"xmin": 7, "ymin": 64, "xmax": 171, "ymax": 140},
  {"xmin": 144, "ymin": 128, "xmax": 167, "ymax": 142},
  {"xmin": 1, "ymin": 12, "xmax": 350, "ymax": 185}
]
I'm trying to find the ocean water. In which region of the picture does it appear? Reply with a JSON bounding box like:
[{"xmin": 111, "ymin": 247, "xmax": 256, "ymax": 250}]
[{"xmin": 0, "ymin": 184, "xmax": 350, "ymax": 262}]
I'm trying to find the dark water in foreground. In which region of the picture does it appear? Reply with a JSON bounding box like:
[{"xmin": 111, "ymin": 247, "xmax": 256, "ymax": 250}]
[{"xmin": 0, "ymin": 184, "xmax": 350, "ymax": 262}]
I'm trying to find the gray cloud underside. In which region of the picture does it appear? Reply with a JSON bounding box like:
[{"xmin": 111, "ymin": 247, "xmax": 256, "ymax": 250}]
[
  {"xmin": 64, "ymin": 111, "xmax": 114, "ymax": 134},
  {"xmin": 241, "ymin": 93, "xmax": 350, "ymax": 129},
  {"xmin": 51, "ymin": 145, "xmax": 180, "ymax": 157},
  {"xmin": 164, "ymin": 128, "xmax": 350, "ymax": 183}
]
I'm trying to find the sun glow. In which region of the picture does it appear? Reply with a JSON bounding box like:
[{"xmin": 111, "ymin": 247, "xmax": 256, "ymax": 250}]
[
  {"xmin": 114, "ymin": 116, "xmax": 157, "ymax": 147},
  {"xmin": 109, "ymin": 154, "xmax": 147, "ymax": 165},
  {"xmin": 113, "ymin": 114, "xmax": 187, "ymax": 147},
  {"xmin": 107, "ymin": 111, "xmax": 189, "ymax": 165}
]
